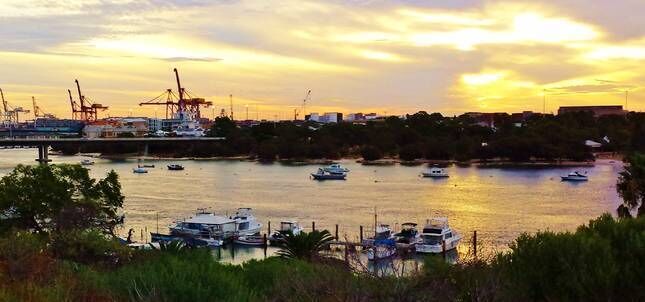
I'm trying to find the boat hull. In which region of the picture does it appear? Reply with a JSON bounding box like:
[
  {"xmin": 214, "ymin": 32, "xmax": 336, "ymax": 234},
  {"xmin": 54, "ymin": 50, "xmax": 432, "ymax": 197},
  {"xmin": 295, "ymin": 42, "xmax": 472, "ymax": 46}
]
[
  {"xmin": 421, "ymin": 173, "xmax": 449, "ymax": 178},
  {"xmin": 311, "ymin": 173, "xmax": 346, "ymax": 180},
  {"xmin": 561, "ymin": 176, "xmax": 588, "ymax": 181},
  {"xmin": 416, "ymin": 238, "xmax": 460, "ymax": 254}
]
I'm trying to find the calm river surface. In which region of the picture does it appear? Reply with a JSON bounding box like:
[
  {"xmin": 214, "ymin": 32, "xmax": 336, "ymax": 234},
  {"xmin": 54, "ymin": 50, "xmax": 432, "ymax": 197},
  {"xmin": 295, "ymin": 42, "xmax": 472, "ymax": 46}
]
[{"xmin": 0, "ymin": 149, "xmax": 623, "ymax": 262}]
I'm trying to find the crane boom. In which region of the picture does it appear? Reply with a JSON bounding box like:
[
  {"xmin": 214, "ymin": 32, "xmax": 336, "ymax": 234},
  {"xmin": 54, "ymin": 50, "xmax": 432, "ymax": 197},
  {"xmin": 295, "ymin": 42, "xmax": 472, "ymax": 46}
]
[{"xmin": 0, "ymin": 88, "xmax": 7, "ymax": 113}]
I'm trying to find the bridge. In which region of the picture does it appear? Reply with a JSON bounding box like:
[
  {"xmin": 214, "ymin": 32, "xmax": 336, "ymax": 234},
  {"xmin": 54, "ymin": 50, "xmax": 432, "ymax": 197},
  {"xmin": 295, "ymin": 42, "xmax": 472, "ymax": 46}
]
[{"xmin": 0, "ymin": 137, "xmax": 225, "ymax": 163}]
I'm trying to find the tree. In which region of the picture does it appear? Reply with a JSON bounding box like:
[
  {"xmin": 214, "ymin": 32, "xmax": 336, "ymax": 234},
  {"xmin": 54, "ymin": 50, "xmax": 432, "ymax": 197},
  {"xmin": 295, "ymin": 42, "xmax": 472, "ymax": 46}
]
[
  {"xmin": 209, "ymin": 116, "xmax": 237, "ymax": 138},
  {"xmin": 617, "ymin": 153, "xmax": 645, "ymax": 217},
  {"xmin": 256, "ymin": 140, "xmax": 278, "ymax": 161},
  {"xmin": 0, "ymin": 164, "xmax": 125, "ymax": 235},
  {"xmin": 399, "ymin": 144, "xmax": 423, "ymax": 161},
  {"xmin": 277, "ymin": 230, "xmax": 334, "ymax": 261},
  {"xmin": 360, "ymin": 145, "xmax": 383, "ymax": 161}
]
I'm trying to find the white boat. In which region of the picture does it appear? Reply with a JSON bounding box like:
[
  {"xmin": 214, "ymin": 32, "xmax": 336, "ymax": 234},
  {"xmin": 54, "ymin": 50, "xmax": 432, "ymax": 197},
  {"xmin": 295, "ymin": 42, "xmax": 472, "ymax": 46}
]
[
  {"xmin": 422, "ymin": 167, "xmax": 449, "ymax": 178},
  {"xmin": 361, "ymin": 224, "xmax": 393, "ymax": 247},
  {"xmin": 311, "ymin": 168, "xmax": 346, "ymax": 180},
  {"xmin": 366, "ymin": 239, "xmax": 397, "ymax": 261},
  {"xmin": 80, "ymin": 159, "xmax": 95, "ymax": 166},
  {"xmin": 561, "ymin": 171, "xmax": 588, "ymax": 181},
  {"xmin": 234, "ymin": 235, "xmax": 265, "ymax": 246},
  {"xmin": 169, "ymin": 208, "xmax": 262, "ymax": 241},
  {"xmin": 415, "ymin": 218, "xmax": 461, "ymax": 254},
  {"xmin": 268, "ymin": 221, "xmax": 303, "ymax": 245},
  {"xmin": 323, "ymin": 163, "xmax": 349, "ymax": 174},
  {"xmin": 133, "ymin": 167, "xmax": 148, "ymax": 173}
]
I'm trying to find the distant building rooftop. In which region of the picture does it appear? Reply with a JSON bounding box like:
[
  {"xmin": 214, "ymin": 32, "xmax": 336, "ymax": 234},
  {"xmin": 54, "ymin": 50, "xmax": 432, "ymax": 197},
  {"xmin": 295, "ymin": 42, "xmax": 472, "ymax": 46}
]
[{"xmin": 557, "ymin": 105, "xmax": 627, "ymax": 117}]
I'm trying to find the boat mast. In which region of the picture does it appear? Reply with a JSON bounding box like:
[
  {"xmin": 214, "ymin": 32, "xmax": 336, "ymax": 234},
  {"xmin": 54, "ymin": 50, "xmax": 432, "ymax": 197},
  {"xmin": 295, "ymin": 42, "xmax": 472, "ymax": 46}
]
[{"xmin": 374, "ymin": 207, "xmax": 377, "ymax": 236}]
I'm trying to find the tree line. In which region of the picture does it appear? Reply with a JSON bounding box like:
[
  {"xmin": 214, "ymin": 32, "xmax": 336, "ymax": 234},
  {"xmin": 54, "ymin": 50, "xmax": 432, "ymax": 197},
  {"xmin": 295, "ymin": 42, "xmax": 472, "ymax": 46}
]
[{"xmin": 209, "ymin": 111, "xmax": 645, "ymax": 162}]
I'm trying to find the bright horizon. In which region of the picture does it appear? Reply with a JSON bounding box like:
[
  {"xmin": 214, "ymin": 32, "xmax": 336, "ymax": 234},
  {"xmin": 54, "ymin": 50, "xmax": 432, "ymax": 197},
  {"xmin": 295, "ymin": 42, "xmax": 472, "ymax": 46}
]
[{"xmin": 0, "ymin": 0, "xmax": 643, "ymax": 120}]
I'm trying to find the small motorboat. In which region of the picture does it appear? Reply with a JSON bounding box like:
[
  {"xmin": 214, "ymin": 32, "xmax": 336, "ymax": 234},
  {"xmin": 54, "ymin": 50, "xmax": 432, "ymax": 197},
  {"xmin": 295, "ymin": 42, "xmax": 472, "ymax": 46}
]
[
  {"xmin": 561, "ymin": 171, "xmax": 588, "ymax": 181},
  {"xmin": 80, "ymin": 159, "xmax": 95, "ymax": 166},
  {"xmin": 323, "ymin": 163, "xmax": 350, "ymax": 174},
  {"xmin": 311, "ymin": 168, "xmax": 346, "ymax": 180},
  {"xmin": 392, "ymin": 222, "xmax": 420, "ymax": 249},
  {"xmin": 269, "ymin": 221, "xmax": 303, "ymax": 245},
  {"xmin": 416, "ymin": 218, "xmax": 461, "ymax": 254},
  {"xmin": 234, "ymin": 234, "xmax": 266, "ymax": 246},
  {"xmin": 168, "ymin": 164, "xmax": 185, "ymax": 171},
  {"xmin": 366, "ymin": 238, "xmax": 397, "ymax": 261},
  {"xmin": 422, "ymin": 167, "xmax": 449, "ymax": 178},
  {"xmin": 133, "ymin": 167, "xmax": 148, "ymax": 174},
  {"xmin": 361, "ymin": 224, "xmax": 393, "ymax": 247}
]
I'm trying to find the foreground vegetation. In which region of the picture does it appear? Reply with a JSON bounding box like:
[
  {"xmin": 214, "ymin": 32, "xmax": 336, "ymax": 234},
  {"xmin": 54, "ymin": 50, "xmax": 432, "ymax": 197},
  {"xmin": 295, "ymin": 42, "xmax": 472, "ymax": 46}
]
[
  {"xmin": 0, "ymin": 214, "xmax": 642, "ymax": 301},
  {"xmin": 0, "ymin": 157, "xmax": 643, "ymax": 301}
]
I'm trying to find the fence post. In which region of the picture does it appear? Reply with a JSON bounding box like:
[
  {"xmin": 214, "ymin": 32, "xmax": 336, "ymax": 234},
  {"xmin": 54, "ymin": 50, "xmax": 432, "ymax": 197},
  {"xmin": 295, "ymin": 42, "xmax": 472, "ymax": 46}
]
[
  {"xmin": 267, "ymin": 221, "xmax": 271, "ymax": 235},
  {"xmin": 335, "ymin": 224, "xmax": 339, "ymax": 240},
  {"xmin": 442, "ymin": 240, "xmax": 446, "ymax": 260},
  {"xmin": 473, "ymin": 230, "xmax": 478, "ymax": 259},
  {"xmin": 359, "ymin": 225, "xmax": 363, "ymax": 243},
  {"xmin": 312, "ymin": 221, "xmax": 316, "ymax": 231}
]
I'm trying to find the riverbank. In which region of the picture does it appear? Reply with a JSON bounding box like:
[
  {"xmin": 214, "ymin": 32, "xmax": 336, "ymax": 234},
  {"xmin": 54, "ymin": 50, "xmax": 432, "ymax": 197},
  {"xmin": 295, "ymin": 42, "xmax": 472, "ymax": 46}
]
[{"xmin": 88, "ymin": 152, "xmax": 602, "ymax": 168}]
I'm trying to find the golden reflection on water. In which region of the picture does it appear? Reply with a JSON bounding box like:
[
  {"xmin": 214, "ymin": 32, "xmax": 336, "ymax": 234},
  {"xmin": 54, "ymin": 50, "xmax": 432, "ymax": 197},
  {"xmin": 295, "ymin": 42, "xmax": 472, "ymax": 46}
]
[{"xmin": 0, "ymin": 149, "xmax": 622, "ymax": 259}]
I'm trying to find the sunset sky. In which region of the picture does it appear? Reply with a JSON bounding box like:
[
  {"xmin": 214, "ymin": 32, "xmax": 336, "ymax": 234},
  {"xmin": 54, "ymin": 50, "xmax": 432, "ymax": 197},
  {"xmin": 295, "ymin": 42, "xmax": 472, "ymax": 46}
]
[{"xmin": 0, "ymin": 0, "xmax": 643, "ymax": 120}]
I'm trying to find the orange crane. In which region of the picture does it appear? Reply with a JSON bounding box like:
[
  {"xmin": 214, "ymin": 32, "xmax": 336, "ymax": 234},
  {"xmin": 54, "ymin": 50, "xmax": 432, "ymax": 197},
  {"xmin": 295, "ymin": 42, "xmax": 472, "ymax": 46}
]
[
  {"xmin": 139, "ymin": 68, "xmax": 212, "ymax": 119},
  {"xmin": 69, "ymin": 80, "xmax": 108, "ymax": 122}
]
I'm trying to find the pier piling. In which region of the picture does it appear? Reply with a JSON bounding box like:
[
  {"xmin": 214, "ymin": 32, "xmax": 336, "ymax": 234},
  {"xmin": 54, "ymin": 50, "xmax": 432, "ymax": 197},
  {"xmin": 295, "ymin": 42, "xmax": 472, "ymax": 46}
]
[
  {"xmin": 267, "ymin": 221, "xmax": 271, "ymax": 234},
  {"xmin": 335, "ymin": 224, "xmax": 339, "ymax": 240},
  {"xmin": 473, "ymin": 230, "xmax": 478, "ymax": 259},
  {"xmin": 359, "ymin": 225, "xmax": 363, "ymax": 243},
  {"xmin": 442, "ymin": 240, "xmax": 446, "ymax": 260},
  {"xmin": 312, "ymin": 221, "xmax": 315, "ymax": 231}
]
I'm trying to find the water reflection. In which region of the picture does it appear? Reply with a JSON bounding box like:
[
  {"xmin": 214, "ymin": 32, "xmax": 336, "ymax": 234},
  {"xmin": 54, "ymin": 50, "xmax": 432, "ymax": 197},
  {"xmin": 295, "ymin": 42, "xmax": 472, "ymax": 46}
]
[{"xmin": 0, "ymin": 149, "xmax": 623, "ymax": 262}]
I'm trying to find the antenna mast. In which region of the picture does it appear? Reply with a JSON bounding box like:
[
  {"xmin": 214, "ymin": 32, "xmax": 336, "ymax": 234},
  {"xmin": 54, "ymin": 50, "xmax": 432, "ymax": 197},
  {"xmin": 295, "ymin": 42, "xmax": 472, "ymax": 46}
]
[{"xmin": 229, "ymin": 94, "xmax": 234, "ymax": 120}]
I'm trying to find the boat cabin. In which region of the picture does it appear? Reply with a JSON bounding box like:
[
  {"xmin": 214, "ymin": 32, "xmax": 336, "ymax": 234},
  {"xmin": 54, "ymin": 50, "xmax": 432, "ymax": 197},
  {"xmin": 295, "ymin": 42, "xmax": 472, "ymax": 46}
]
[{"xmin": 421, "ymin": 218, "xmax": 453, "ymax": 245}]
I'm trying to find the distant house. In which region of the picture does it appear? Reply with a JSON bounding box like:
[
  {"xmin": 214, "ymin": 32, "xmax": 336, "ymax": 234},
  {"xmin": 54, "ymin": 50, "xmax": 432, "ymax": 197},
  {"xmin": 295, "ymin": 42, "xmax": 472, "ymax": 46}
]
[{"xmin": 557, "ymin": 105, "xmax": 627, "ymax": 117}]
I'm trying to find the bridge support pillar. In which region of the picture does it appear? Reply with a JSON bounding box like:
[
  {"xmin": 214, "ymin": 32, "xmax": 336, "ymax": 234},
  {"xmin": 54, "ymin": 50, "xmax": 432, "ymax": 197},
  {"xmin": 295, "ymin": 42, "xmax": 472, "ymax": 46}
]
[{"xmin": 35, "ymin": 145, "xmax": 51, "ymax": 164}]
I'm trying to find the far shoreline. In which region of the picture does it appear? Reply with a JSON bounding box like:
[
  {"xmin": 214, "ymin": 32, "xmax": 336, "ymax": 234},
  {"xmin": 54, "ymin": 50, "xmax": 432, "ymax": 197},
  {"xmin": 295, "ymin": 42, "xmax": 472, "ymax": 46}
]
[{"xmin": 65, "ymin": 152, "xmax": 618, "ymax": 168}]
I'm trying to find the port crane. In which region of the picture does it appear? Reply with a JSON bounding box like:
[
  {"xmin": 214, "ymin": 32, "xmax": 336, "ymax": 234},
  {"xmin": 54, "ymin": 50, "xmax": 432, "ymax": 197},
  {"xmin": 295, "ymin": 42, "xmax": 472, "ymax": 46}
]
[
  {"xmin": 0, "ymin": 88, "xmax": 30, "ymax": 124},
  {"xmin": 293, "ymin": 89, "xmax": 311, "ymax": 120},
  {"xmin": 32, "ymin": 96, "xmax": 56, "ymax": 119},
  {"xmin": 69, "ymin": 80, "xmax": 108, "ymax": 122},
  {"xmin": 139, "ymin": 68, "xmax": 212, "ymax": 119}
]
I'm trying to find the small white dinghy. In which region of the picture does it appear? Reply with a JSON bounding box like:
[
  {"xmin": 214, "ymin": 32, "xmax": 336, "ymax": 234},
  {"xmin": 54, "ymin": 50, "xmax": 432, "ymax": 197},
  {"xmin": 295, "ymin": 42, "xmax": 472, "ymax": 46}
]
[
  {"xmin": 80, "ymin": 159, "xmax": 95, "ymax": 166},
  {"xmin": 422, "ymin": 167, "xmax": 449, "ymax": 178},
  {"xmin": 133, "ymin": 167, "xmax": 148, "ymax": 174}
]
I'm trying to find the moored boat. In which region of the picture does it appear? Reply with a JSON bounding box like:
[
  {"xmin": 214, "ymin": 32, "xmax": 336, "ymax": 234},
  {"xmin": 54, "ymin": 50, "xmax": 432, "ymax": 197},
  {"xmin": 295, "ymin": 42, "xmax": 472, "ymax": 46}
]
[
  {"xmin": 80, "ymin": 159, "xmax": 95, "ymax": 166},
  {"xmin": 323, "ymin": 163, "xmax": 349, "ymax": 174},
  {"xmin": 133, "ymin": 167, "xmax": 148, "ymax": 173},
  {"xmin": 361, "ymin": 224, "xmax": 392, "ymax": 247},
  {"xmin": 415, "ymin": 218, "xmax": 461, "ymax": 254},
  {"xmin": 234, "ymin": 234, "xmax": 266, "ymax": 246},
  {"xmin": 422, "ymin": 167, "xmax": 449, "ymax": 178},
  {"xmin": 561, "ymin": 171, "xmax": 588, "ymax": 181},
  {"xmin": 366, "ymin": 238, "xmax": 397, "ymax": 261},
  {"xmin": 392, "ymin": 222, "xmax": 420, "ymax": 249},
  {"xmin": 168, "ymin": 164, "xmax": 185, "ymax": 170},
  {"xmin": 268, "ymin": 221, "xmax": 303, "ymax": 245},
  {"xmin": 311, "ymin": 168, "xmax": 346, "ymax": 180}
]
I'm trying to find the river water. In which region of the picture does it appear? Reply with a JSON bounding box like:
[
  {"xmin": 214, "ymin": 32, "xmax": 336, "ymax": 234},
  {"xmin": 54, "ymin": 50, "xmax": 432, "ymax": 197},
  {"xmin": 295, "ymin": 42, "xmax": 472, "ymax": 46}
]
[{"xmin": 0, "ymin": 149, "xmax": 623, "ymax": 263}]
